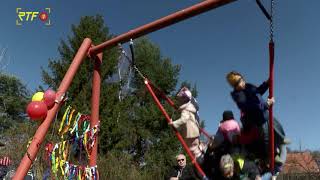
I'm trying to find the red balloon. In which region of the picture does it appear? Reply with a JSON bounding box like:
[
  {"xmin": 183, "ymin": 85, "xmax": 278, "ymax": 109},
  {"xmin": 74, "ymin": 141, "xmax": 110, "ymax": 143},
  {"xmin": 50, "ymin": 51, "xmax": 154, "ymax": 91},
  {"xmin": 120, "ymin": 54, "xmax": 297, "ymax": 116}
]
[
  {"xmin": 44, "ymin": 89, "xmax": 56, "ymax": 109},
  {"xmin": 26, "ymin": 101, "xmax": 48, "ymax": 120}
]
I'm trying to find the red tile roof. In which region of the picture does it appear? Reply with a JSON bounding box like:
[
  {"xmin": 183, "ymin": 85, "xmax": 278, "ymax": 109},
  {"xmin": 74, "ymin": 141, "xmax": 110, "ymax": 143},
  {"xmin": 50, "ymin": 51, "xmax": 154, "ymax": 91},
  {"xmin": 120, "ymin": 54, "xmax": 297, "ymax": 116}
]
[{"xmin": 283, "ymin": 152, "xmax": 320, "ymax": 174}]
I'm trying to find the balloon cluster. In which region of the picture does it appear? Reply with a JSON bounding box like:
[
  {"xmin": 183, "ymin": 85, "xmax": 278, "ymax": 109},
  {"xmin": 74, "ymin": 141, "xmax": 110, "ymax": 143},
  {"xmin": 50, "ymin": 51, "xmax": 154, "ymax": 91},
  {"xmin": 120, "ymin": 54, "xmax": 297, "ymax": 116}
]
[{"xmin": 26, "ymin": 89, "xmax": 56, "ymax": 121}]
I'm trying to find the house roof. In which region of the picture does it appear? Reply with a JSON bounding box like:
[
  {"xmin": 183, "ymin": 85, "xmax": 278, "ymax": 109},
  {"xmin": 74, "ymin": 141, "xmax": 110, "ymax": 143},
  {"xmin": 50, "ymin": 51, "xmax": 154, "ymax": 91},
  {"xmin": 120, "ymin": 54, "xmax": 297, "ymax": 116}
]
[{"xmin": 283, "ymin": 152, "xmax": 320, "ymax": 174}]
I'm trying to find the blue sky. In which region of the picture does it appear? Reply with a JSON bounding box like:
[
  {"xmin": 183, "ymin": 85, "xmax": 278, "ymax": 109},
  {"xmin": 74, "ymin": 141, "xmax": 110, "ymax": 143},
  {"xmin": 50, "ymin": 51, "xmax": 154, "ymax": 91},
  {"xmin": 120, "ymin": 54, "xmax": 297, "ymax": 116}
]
[{"xmin": 0, "ymin": 0, "xmax": 319, "ymax": 151}]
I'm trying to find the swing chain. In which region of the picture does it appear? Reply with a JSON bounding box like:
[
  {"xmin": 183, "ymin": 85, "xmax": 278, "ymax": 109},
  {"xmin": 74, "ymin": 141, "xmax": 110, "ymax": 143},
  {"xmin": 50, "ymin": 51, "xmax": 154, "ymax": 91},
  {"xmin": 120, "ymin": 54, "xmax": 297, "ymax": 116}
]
[
  {"xmin": 270, "ymin": 0, "xmax": 275, "ymax": 41},
  {"xmin": 117, "ymin": 43, "xmax": 146, "ymax": 80},
  {"xmin": 133, "ymin": 65, "xmax": 146, "ymax": 80},
  {"xmin": 117, "ymin": 43, "xmax": 131, "ymax": 62}
]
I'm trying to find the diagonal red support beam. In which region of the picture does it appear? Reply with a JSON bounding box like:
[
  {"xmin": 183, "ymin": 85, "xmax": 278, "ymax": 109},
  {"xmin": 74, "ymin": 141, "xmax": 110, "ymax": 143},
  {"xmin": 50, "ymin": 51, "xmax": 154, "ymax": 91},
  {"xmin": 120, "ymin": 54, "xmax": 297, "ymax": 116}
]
[
  {"xmin": 89, "ymin": 0, "xmax": 236, "ymax": 55},
  {"xmin": 13, "ymin": 38, "xmax": 92, "ymax": 179},
  {"xmin": 144, "ymin": 79, "xmax": 207, "ymax": 179},
  {"xmin": 149, "ymin": 82, "xmax": 212, "ymax": 139}
]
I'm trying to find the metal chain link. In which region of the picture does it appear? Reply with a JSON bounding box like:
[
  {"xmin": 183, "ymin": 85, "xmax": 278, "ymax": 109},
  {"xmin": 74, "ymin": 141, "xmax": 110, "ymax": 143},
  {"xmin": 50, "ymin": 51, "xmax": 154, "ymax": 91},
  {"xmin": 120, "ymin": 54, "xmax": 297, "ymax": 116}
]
[
  {"xmin": 270, "ymin": 0, "xmax": 275, "ymax": 41},
  {"xmin": 117, "ymin": 44, "xmax": 146, "ymax": 80},
  {"xmin": 133, "ymin": 65, "xmax": 146, "ymax": 80}
]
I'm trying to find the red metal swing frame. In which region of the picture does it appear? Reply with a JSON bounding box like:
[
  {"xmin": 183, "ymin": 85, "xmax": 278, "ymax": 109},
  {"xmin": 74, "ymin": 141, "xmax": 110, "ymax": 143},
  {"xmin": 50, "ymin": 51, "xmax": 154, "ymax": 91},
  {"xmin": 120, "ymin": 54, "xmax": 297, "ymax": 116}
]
[{"xmin": 14, "ymin": 0, "xmax": 276, "ymax": 179}]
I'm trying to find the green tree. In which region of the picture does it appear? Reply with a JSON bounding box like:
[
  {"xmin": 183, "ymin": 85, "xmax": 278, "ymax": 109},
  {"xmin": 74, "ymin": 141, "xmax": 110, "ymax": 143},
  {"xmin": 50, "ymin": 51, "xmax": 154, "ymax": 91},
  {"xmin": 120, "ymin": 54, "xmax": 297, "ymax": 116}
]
[
  {"xmin": 41, "ymin": 15, "xmax": 118, "ymax": 115},
  {"xmin": 0, "ymin": 73, "xmax": 29, "ymax": 132},
  {"xmin": 97, "ymin": 37, "xmax": 184, "ymax": 176},
  {"xmin": 0, "ymin": 74, "xmax": 37, "ymax": 176},
  {"xmin": 124, "ymin": 38, "xmax": 181, "ymax": 172}
]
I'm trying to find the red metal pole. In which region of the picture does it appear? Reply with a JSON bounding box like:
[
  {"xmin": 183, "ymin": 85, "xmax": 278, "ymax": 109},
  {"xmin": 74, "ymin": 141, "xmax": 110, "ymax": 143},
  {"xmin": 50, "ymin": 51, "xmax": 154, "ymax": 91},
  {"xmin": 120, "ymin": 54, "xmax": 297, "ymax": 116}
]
[
  {"xmin": 269, "ymin": 41, "xmax": 275, "ymax": 173},
  {"xmin": 89, "ymin": 51, "xmax": 103, "ymax": 178},
  {"xmin": 149, "ymin": 82, "xmax": 177, "ymax": 108},
  {"xmin": 89, "ymin": 0, "xmax": 236, "ymax": 55},
  {"xmin": 199, "ymin": 128, "xmax": 211, "ymax": 139},
  {"xmin": 144, "ymin": 79, "xmax": 207, "ymax": 179},
  {"xmin": 13, "ymin": 38, "xmax": 92, "ymax": 179}
]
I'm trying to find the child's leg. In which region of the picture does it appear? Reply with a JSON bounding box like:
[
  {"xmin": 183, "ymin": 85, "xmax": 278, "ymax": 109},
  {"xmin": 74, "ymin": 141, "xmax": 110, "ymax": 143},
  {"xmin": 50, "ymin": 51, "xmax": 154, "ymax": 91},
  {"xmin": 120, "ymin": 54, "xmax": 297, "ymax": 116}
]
[
  {"xmin": 198, "ymin": 141, "xmax": 207, "ymax": 154},
  {"xmin": 186, "ymin": 137, "xmax": 202, "ymax": 158},
  {"xmin": 261, "ymin": 172, "xmax": 272, "ymax": 180},
  {"xmin": 279, "ymin": 144, "xmax": 287, "ymax": 163},
  {"xmin": 275, "ymin": 144, "xmax": 287, "ymax": 168},
  {"xmin": 273, "ymin": 118, "xmax": 286, "ymax": 140},
  {"xmin": 260, "ymin": 118, "xmax": 286, "ymax": 159},
  {"xmin": 208, "ymin": 130, "xmax": 224, "ymax": 152},
  {"xmin": 260, "ymin": 121, "xmax": 269, "ymax": 158}
]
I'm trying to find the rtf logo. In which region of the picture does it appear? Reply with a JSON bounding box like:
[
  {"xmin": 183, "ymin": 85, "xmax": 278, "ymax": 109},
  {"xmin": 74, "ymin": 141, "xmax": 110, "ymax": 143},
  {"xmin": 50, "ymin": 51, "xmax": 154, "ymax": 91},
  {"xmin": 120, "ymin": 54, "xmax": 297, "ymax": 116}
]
[{"xmin": 16, "ymin": 8, "xmax": 51, "ymax": 26}]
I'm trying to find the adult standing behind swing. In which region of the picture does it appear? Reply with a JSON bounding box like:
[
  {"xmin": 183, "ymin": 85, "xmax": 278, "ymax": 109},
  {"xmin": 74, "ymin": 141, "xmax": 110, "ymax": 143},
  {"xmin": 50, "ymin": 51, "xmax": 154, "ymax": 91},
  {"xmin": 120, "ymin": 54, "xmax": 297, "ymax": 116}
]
[
  {"xmin": 225, "ymin": 71, "xmax": 288, "ymax": 166},
  {"xmin": 167, "ymin": 154, "xmax": 198, "ymax": 180}
]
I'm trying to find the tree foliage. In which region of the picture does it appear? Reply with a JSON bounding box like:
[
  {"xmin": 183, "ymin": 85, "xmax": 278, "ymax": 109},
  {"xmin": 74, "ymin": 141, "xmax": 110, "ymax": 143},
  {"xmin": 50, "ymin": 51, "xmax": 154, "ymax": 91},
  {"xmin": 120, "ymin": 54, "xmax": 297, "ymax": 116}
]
[
  {"xmin": 42, "ymin": 15, "xmax": 118, "ymax": 114},
  {"xmin": 0, "ymin": 73, "xmax": 29, "ymax": 132}
]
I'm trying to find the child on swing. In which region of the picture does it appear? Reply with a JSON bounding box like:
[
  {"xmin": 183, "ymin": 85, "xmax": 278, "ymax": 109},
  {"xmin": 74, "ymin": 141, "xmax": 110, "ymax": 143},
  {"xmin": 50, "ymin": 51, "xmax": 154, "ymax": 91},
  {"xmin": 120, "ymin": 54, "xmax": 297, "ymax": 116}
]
[
  {"xmin": 226, "ymin": 71, "xmax": 289, "ymax": 166},
  {"xmin": 169, "ymin": 87, "xmax": 205, "ymax": 161},
  {"xmin": 208, "ymin": 110, "xmax": 241, "ymax": 151}
]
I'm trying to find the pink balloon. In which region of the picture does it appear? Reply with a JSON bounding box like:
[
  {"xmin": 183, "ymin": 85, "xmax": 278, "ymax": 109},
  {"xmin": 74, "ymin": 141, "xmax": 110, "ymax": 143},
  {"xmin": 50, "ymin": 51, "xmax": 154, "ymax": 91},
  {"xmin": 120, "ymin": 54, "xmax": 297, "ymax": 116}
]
[
  {"xmin": 219, "ymin": 120, "xmax": 240, "ymax": 142},
  {"xmin": 26, "ymin": 101, "xmax": 48, "ymax": 120},
  {"xmin": 44, "ymin": 89, "xmax": 56, "ymax": 109}
]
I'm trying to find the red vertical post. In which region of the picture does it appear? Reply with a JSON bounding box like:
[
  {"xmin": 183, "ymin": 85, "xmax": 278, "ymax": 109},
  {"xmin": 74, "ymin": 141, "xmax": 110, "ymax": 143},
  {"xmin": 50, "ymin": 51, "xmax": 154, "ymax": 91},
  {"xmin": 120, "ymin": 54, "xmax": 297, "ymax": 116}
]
[
  {"xmin": 13, "ymin": 38, "xmax": 92, "ymax": 179},
  {"xmin": 269, "ymin": 41, "xmax": 275, "ymax": 173},
  {"xmin": 144, "ymin": 79, "xmax": 207, "ymax": 179},
  {"xmin": 89, "ymin": 50, "xmax": 102, "ymax": 176}
]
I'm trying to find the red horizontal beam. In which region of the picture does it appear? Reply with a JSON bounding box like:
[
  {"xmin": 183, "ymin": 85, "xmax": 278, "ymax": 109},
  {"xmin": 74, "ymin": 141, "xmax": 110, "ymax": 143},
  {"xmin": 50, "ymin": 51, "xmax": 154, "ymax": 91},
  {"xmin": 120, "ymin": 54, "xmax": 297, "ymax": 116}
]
[{"xmin": 90, "ymin": 0, "xmax": 236, "ymax": 55}]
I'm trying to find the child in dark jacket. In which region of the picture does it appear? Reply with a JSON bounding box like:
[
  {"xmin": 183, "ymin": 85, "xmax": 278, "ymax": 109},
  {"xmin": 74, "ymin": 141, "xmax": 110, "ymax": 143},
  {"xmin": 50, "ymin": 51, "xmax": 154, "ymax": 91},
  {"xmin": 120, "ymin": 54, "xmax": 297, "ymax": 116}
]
[{"xmin": 226, "ymin": 71, "xmax": 287, "ymax": 163}]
